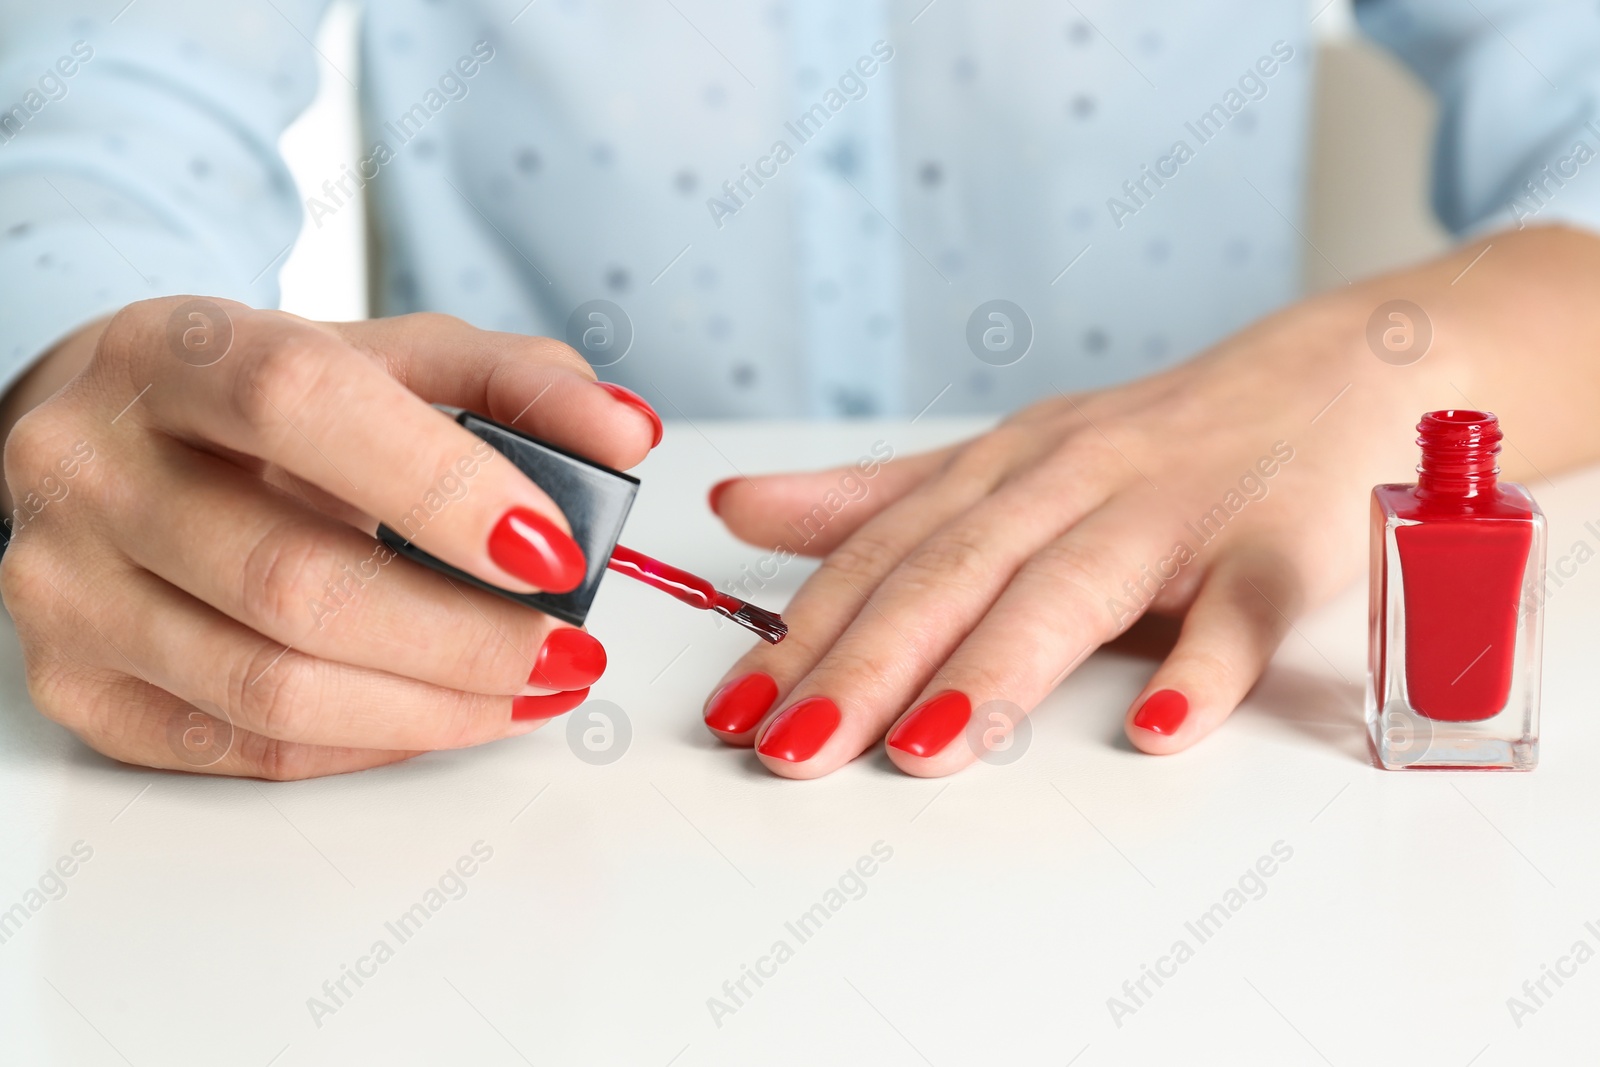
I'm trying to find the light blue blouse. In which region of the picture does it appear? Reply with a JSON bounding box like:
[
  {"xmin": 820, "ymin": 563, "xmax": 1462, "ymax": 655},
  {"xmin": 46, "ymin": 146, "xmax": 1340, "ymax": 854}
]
[{"xmin": 1, "ymin": 0, "xmax": 1598, "ymax": 417}]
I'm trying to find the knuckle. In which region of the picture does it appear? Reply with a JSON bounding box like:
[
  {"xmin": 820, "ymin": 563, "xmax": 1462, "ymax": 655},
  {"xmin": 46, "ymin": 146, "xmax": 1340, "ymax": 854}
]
[
  {"xmin": 822, "ymin": 528, "xmax": 904, "ymax": 588},
  {"xmin": 810, "ymin": 640, "xmax": 922, "ymax": 695},
  {"xmin": 937, "ymin": 430, "xmax": 1022, "ymax": 491},
  {"xmin": 977, "ymin": 421, "xmax": 1036, "ymax": 458},
  {"xmin": 895, "ymin": 528, "xmax": 997, "ymax": 597},
  {"xmin": 3, "ymin": 419, "xmax": 104, "ymax": 533},
  {"xmin": 0, "ymin": 546, "xmax": 56, "ymax": 621},
  {"xmin": 493, "ymin": 335, "xmax": 593, "ymax": 378},
  {"xmin": 406, "ymin": 311, "xmax": 470, "ymax": 334},
  {"xmin": 428, "ymin": 692, "xmax": 495, "ymax": 749},
  {"xmin": 93, "ymin": 301, "xmax": 150, "ymax": 370},
  {"xmin": 234, "ymin": 334, "xmax": 331, "ymax": 430},
  {"xmin": 1069, "ymin": 418, "xmax": 1144, "ymax": 475},
  {"xmin": 21, "ymin": 656, "xmax": 82, "ymax": 728},
  {"xmin": 452, "ymin": 627, "xmax": 538, "ymax": 695},
  {"xmin": 3, "ymin": 406, "xmax": 72, "ymax": 488},
  {"xmin": 526, "ymin": 335, "xmax": 587, "ymax": 367},
  {"xmin": 239, "ymin": 521, "xmax": 346, "ymax": 637},
  {"xmin": 1042, "ymin": 432, "xmax": 1111, "ymax": 478},
  {"xmin": 1026, "ymin": 540, "xmax": 1121, "ymax": 614},
  {"xmin": 231, "ymin": 730, "xmax": 316, "ymax": 781},
  {"xmin": 232, "ymin": 645, "xmax": 317, "ymax": 740}
]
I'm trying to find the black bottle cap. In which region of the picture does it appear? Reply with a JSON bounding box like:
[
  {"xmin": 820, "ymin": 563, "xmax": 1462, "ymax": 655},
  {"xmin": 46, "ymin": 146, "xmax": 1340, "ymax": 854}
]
[{"xmin": 377, "ymin": 407, "xmax": 639, "ymax": 626}]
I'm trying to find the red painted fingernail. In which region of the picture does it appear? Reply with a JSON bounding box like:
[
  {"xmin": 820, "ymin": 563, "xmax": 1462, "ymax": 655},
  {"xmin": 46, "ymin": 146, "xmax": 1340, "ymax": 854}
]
[
  {"xmin": 488, "ymin": 507, "xmax": 587, "ymax": 593},
  {"xmin": 887, "ymin": 690, "xmax": 971, "ymax": 758},
  {"xmin": 512, "ymin": 687, "xmax": 590, "ymax": 721},
  {"xmin": 757, "ymin": 696, "xmax": 840, "ymax": 763},
  {"xmin": 529, "ymin": 629, "xmax": 607, "ymax": 690},
  {"xmin": 596, "ymin": 381, "xmax": 663, "ymax": 448},
  {"xmin": 1132, "ymin": 689, "xmax": 1188, "ymax": 735},
  {"xmin": 703, "ymin": 672, "xmax": 779, "ymax": 734},
  {"xmin": 708, "ymin": 477, "xmax": 738, "ymax": 516}
]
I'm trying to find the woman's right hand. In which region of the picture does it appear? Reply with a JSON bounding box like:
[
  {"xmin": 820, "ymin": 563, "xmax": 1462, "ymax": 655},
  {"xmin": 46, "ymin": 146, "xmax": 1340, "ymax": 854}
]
[{"xmin": 0, "ymin": 297, "xmax": 660, "ymax": 778}]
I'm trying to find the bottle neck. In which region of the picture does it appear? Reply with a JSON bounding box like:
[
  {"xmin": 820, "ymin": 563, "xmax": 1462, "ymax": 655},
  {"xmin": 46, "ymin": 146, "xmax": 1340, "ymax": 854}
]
[{"xmin": 1415, "ymin": 409, "xmax": 1501, "ymax": 500}]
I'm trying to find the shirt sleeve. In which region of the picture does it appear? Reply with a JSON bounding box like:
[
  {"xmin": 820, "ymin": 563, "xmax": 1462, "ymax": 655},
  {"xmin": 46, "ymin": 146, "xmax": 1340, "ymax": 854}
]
[
  {"xmin": 1356, "ymin": 0, "xmax": 1600, "ymax": 237},
  {"xmin": 0, "ymin": 1, "xmax": 329, "ymax": 394}
]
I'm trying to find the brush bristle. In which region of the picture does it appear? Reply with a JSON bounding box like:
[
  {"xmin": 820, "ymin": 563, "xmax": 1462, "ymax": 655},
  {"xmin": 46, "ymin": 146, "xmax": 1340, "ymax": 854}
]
[{"xmin": 716, "ymin": 599, "xmax": 788, "ymax": 644}]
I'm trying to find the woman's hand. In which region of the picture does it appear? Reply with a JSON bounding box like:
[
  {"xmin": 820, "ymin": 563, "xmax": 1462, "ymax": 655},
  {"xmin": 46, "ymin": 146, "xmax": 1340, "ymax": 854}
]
[
  {"xmin": 0, "ymin": 298, "xmax": 660, "ymax": 778},
  {"xmin": 702, "ymin": 226, "xmax": 1600, "ymax": 778}
]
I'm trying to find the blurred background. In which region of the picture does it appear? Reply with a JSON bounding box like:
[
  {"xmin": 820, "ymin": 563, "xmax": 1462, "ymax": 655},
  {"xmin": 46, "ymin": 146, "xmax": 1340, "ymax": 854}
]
[{"xmin": 277, "ymin": 0, "xmax": 1451, "ymax": 326}]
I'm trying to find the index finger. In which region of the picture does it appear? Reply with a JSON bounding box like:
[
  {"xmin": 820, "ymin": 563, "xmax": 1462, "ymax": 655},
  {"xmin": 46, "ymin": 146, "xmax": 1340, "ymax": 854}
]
[
  {"xmin": 126, "ymin": 302, "xmax": 587, "ymax": 595},
  {"xmin": 326, "ymin": 312, "xmax": 658, "ymax": 471}
]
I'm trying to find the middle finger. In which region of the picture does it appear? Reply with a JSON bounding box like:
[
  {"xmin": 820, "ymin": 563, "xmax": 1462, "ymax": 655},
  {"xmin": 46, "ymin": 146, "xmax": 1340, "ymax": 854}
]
[{"xmin": 114, "ymin": 436, "xmax": 602, "ymax": 695}]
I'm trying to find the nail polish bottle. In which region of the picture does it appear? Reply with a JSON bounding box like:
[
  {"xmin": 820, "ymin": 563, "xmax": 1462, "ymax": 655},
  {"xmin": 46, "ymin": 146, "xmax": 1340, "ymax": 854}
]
[{"xmin": 1368, "ymin": 410, "xmax": 1545, "ymax": 770}]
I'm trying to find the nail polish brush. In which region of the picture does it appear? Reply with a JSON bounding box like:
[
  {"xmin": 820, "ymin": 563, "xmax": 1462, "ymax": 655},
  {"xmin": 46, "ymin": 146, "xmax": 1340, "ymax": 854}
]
[{"xmin": 378, "ymin": 407, "xmax": 787, "ymax": 642}]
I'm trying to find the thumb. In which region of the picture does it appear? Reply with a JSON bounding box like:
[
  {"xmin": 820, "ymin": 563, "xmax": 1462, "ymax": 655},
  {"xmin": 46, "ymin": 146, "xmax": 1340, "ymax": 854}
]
[{"xmin": 709, "ymin": 444, "xmax": 955, "ymax": 557}]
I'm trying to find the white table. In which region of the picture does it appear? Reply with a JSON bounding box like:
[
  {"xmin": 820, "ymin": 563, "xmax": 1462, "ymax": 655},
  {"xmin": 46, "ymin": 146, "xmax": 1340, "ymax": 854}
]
[{"xmin": 2, "ymin": 418, "xmax": 1596, "ymax": 1066}]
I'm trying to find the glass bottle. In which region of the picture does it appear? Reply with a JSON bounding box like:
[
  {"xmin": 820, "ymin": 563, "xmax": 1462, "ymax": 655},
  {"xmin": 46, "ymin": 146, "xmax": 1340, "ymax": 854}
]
[{"xmin": 1368, "ymin": 410, "xmax": 1545, "ymax": 770}]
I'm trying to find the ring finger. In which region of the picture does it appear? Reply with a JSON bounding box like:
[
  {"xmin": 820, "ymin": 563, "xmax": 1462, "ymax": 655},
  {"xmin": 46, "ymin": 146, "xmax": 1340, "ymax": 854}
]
[{"xmin": 75, "ymin": 564, "xmax": 588, "ymax": 750}]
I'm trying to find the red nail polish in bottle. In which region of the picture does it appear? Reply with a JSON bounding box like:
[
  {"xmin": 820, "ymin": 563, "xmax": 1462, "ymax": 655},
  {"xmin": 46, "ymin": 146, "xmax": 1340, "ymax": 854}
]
[{"xmin": 1369, "ymin": 410, "xmax": 1545, "ymax": 770}]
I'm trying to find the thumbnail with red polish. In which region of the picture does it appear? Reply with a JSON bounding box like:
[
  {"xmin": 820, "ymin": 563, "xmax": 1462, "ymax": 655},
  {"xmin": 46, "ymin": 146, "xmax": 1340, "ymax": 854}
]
[
  {"xmin": 596, "ymin": 382, "xmax": 663, "ymax": 448},
  {"xmin": 758, "ymin": 696, "xmax": 840, "ymax": 762},
  {"xmin": 512, "ymin": 687, "xmax": 590, "ymax": 721},
  {"xmin": 888, "ymin": 691, "xmax": 971, "ymax": 758},
  {"xmin": 530, "ymin": 629, "xmax": 607, "ymax": 690},
  {"xmin": 1132, "ymin": 689, "xmax": 1188, "ymax": 735},
  {"xmin": 704, "ymin": 672, "xmax": 779, "ymax": 734},
  {"xmin": 488, "ymin": 506, "xmax": 586, "ymax": 593}
]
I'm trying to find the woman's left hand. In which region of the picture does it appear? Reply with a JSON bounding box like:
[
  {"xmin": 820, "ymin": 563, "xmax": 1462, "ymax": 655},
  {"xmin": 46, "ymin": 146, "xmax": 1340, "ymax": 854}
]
[{"xmin": 699, "ymin": 226, "xmax": 1600, "ymax": 778}]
